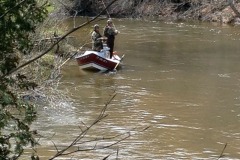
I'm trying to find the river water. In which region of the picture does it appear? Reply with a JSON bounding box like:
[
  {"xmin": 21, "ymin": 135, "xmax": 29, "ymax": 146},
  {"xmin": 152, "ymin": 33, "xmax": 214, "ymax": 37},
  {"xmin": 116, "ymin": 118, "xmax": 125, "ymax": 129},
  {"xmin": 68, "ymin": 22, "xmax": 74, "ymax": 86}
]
[{"xmin": 32, "ymin": 18, "xmax": 240, "ymax": 159}]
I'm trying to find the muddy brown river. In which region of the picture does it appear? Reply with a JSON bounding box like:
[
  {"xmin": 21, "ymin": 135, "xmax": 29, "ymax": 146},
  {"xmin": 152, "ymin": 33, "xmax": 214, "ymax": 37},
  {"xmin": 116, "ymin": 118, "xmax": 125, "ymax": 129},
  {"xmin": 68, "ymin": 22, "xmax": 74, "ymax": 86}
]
[{"xmin": 27, "ymin": 18, "xmax": 240, "ymax": 159}]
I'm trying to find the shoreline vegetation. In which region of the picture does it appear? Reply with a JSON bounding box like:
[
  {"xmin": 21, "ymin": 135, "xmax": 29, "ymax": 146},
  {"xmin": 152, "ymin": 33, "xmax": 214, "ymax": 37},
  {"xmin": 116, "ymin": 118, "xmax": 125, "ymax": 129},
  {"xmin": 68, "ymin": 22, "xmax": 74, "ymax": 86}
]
[{"xmin": 67, "ymin": 0, "xmax": 240, "ymax": 25}]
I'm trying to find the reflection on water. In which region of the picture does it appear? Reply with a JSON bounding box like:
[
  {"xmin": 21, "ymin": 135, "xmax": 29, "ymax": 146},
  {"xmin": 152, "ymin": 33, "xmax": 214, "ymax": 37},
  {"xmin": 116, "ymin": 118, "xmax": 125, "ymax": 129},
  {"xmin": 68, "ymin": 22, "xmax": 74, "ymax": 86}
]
[{"xmin": 30, "ymin": 18, "xmax": 240, "ymax": 159}]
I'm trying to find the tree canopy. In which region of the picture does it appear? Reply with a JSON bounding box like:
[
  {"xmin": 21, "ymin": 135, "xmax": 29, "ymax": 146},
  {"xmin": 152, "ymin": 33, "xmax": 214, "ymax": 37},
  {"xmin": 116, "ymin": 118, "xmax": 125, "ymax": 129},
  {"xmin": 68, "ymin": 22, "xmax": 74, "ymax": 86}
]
[{"xmin": 0, "ymin": 0, "xmax": 48, "ymax": 159}]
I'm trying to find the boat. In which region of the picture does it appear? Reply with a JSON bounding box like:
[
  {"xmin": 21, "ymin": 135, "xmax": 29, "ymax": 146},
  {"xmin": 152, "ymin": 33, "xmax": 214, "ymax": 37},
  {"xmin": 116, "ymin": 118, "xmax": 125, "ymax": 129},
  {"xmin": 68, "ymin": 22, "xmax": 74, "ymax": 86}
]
[{"xmin": 75, "ymin": 43, "xmax": 124, "ymax": 72}]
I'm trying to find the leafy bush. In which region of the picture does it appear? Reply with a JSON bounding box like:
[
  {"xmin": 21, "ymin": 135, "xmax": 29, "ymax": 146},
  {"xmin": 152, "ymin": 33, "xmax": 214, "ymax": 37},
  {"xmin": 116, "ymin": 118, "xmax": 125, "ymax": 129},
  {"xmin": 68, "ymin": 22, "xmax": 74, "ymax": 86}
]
[{"xmin": 0, "ymin": 0, "xmax": 48, "ymax": 159}]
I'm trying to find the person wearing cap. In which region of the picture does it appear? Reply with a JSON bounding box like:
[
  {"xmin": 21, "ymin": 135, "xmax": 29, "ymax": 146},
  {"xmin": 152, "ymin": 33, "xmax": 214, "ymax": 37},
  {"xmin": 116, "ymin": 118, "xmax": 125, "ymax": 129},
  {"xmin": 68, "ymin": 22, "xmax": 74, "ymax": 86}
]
[
  {"xmin": 91, "ymin": 24, "xmax": 103, "ymax": 51},
  {"xmin": 103, "ymin": 19, "xmax": 119, "ymax": 58}
]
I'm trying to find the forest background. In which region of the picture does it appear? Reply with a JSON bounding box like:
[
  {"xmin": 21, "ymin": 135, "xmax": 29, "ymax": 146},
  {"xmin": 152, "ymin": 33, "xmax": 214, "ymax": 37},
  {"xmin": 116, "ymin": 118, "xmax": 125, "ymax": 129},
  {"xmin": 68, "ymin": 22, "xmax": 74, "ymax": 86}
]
[{"xmin": 70, "ymin": 0, "xmax": 240, "ymax": 25}]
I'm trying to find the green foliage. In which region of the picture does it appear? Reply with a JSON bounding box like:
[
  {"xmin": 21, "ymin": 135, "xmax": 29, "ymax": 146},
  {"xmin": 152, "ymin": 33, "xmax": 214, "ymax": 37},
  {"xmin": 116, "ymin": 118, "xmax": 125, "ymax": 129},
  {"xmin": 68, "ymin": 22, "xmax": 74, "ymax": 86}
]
[{"xmin": 0, "ymin": 0, "xmax": 48, "ymax": 159}]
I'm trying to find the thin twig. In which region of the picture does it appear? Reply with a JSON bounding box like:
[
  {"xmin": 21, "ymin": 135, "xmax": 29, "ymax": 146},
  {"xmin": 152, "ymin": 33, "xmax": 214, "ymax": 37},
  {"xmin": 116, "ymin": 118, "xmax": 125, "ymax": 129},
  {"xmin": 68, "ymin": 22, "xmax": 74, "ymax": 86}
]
[
  {"xmin": 99, "ymin": 93, "xmax": 117, "ymax": 119},
  {"xmin": 218, "ymin": 143, "xmax": 227, "ymax": 159},
  {"xmin": 102, "ymin": 154, "xmax": 111, "ymax": 160},
  {"xmin": 58, "ymin": 42, "xmax": 91, "ymax": 68},
  {"xmin": 116, "ymin": 147, "xmax": 119, "ymax": 159},
  {"xmin": 55, "ymin": 125, "xmax": 150, "ymax": 157},
  {"xmin": 75, "ymin": 132, "xmax": 126, "ymax": 145},
  {"xmin": 51, "ymin": 140, "xmax": 59, "ymax": 153}
]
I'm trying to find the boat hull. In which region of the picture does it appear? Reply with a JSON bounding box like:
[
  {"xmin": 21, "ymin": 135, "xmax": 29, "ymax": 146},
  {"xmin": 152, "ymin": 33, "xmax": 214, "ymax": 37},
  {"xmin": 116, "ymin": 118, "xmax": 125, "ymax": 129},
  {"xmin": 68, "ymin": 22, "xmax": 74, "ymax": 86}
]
[{"xmin": 75, "ymin": 51, "xmax": 121, "ymax": 71}]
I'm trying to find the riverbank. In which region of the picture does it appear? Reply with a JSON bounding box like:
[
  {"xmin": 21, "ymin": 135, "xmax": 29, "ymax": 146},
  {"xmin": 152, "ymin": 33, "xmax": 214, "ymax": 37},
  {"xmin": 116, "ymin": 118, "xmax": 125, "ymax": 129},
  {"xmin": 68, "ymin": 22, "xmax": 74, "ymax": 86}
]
[{"xmin": 70, "ymin": 0, "xmax": 240, "ymax": 25}]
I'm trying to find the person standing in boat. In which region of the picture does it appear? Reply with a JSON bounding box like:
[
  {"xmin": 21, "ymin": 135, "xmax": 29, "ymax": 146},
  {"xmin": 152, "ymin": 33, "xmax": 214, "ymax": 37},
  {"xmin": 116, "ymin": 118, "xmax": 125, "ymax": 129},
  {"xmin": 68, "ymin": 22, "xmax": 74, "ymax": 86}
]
[
  {"xmin": 91, "ymin": 24, "xmax": 103, "ymax": 51},
  {"xmin": 103, "ymin": 19, "xmax": 119, "ymax": 58}
]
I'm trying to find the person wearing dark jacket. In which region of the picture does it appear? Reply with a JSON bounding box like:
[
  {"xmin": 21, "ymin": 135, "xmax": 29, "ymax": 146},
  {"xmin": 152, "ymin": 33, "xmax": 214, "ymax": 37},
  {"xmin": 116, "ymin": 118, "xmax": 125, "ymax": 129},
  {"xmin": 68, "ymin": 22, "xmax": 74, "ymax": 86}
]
[{"xmin": 103, "ymin": 19, "xmax": 118, "ymax": 58}]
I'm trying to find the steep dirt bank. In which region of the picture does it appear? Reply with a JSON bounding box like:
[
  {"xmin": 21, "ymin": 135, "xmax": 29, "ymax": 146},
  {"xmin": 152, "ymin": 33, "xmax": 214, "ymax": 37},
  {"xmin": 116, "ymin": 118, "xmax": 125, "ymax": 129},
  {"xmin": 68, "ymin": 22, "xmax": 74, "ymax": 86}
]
[{"xmin": 69, "ymin": 0, "xmax": 240, "ymax": 25}]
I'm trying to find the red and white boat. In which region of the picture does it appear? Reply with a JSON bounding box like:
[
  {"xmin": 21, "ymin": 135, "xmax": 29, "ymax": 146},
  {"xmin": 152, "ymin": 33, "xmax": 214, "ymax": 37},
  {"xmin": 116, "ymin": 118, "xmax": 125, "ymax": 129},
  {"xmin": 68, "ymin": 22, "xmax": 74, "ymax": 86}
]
[{"xmin": 75, "ymin": 44, "xmax": 124, "ymax": 71}]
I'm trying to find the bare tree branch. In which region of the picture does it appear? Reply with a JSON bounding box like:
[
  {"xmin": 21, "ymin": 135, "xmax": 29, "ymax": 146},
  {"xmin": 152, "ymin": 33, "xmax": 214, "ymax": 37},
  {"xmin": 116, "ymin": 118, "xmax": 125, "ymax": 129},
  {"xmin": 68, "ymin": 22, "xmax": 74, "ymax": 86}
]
[
  {"xmin": 218, "ymin": 143, "xmax": 228, "ymax": 159},
  {"xmin": 48, "ymin": 93, "xmax": 116, "ymax": 159},
  {"xmin": 48, "ymin": 91, "xmax": 150, "ymax": 159},
  {"xmin": 51, "ymin": 140, "xmax": 59, "ymax": 153}
]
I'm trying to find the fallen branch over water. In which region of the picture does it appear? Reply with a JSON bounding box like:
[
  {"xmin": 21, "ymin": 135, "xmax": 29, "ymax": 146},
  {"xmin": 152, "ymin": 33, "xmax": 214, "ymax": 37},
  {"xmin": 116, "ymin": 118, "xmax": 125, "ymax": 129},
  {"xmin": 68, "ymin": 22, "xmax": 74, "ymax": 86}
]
[{"xmin": 48, "ymin": 93, "xmax": 150, "ymax": 159}]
